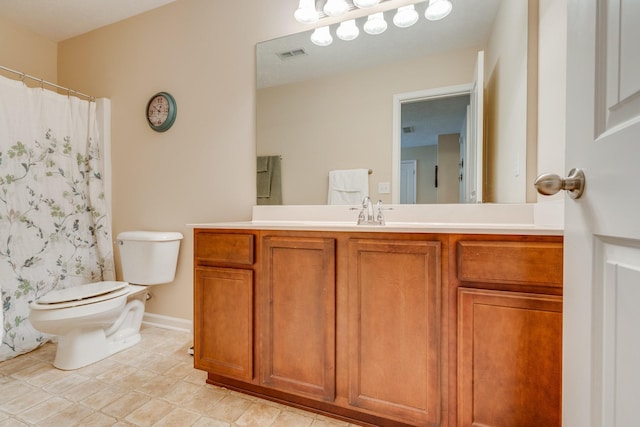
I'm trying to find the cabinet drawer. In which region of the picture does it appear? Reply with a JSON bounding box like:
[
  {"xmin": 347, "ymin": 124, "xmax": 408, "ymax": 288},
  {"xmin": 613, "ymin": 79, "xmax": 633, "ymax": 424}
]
[
  {"xmin": 195, "ymin": 232, "xmax": 254, "ymax": 265},
  {"xmin": 457, "ymin": 241, "xmax": 563, "ymax": 288}
]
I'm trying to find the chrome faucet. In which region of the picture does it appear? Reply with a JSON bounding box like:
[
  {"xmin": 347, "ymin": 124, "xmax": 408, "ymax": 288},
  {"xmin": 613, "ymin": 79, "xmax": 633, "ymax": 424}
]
[
  {"xmin": 357, "ymin": 196, "xmax": 386, "ymax": 225},
  {"xmin": 375, "ymin": 199, "xmax": 386, "ymax": 225}
]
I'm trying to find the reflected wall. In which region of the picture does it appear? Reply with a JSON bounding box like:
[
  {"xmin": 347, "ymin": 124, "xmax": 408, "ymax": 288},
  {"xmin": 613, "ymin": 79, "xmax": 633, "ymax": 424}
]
[{"xmin": 257, "ymin": 47, "xmax": 479, "ymax": 205}]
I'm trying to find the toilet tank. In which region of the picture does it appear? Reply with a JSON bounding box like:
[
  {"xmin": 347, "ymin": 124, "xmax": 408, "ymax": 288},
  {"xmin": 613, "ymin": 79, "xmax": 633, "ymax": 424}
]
[{"xmin": 116, "ymin": 231, "xmax": 183, "ymax": 285}]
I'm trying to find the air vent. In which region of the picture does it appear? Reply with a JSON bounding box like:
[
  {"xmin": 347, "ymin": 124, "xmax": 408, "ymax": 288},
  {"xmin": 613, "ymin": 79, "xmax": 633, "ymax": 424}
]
[
  {"xmin": 403, "ymin": 126, "xmax": 415, "ymax": 134},
  {"xmin": 277, "ymin": 48, "xmax": 308, "ymax": 60}
]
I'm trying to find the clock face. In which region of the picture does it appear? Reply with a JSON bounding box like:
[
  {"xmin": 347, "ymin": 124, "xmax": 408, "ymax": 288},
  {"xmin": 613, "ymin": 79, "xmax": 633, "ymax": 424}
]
[
  {"xmin": 146, "ymin": 92, "xmax": 176, "ymax": 132},
  {"xmin": 148, "ymin": 95, "xmax": 169, "ymax": 126}
]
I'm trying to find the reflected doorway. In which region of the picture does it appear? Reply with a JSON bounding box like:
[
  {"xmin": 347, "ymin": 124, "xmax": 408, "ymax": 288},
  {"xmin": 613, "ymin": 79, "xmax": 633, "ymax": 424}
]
[{"xmin": 399, "ymin": 94, "xmax": 471, "ymax": 204}]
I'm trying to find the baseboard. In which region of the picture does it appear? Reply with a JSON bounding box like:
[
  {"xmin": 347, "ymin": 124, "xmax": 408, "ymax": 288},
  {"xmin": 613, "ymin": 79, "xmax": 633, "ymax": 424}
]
[{"xmin": 142, "ymin": 312, "xmax": 193, "ymax": 333}]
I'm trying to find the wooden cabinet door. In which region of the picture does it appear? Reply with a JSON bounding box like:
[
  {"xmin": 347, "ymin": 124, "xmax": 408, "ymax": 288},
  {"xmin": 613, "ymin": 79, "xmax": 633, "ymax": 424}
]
[
  {"xmin": 194, "ymin": 266, "xmax": 253, "ymax": 380},
  {"xmin": 261, "ymin": 235, "xmax": 336, "ymax": 401},
  {"xmin": 348, "ymin": 239, "xmax": 441, "ymax": 426},
  {"xmin": 458, "ymin": 288, "xmax": 562, "ymax": 427}
]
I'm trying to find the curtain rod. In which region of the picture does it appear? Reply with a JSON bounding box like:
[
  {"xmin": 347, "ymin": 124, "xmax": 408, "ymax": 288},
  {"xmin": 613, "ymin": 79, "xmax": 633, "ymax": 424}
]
[{"xmin": 0, "ymin": 65, "xmax": 95, "ymax": 102}]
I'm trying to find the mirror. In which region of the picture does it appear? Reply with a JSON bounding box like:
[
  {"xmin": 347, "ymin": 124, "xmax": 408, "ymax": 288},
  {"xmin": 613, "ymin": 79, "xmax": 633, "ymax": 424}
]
[{"xmin": 257, "ymin": 0, "xmax": 533, "ymax": 205}]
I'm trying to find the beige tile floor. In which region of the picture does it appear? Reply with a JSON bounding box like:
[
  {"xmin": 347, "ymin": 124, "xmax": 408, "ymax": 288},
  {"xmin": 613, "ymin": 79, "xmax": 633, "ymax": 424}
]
[{"xmin": 0, "ymin": 327, "xmax": 361, "ymax": 427}]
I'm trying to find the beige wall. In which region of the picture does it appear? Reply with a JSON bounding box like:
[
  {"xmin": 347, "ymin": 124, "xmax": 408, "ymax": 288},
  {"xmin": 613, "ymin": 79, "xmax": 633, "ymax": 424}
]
[
  {"xmin": 537, "ymin": 0, "xmax": 566, "ymax": 203},
  {"xmin": 436, "ymin": 134, "xmax": 461, "ymax": 204},
  {"xmin": 258, "ymin": 47, "xmax": 479, "ymax": 205},
  {"xmin": 54, "ymin": 0, "xmax": 307, "ymax": 322},
  {"xmin": 484, "ymin": 0, "xmax": 567, "ymax": 204},
  {"xmin": 484, "ymin": 0, "xmax": 530, "ymax": 203},
  {"xmin": 0, "ymin": 16, "xmax": 57, "ymax": 84}
]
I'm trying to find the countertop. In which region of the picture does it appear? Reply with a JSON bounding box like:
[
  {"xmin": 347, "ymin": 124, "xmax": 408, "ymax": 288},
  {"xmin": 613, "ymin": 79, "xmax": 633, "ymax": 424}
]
[{"xmin": 189, "ymin": 203, "xmax": 564, "ymax": 236}]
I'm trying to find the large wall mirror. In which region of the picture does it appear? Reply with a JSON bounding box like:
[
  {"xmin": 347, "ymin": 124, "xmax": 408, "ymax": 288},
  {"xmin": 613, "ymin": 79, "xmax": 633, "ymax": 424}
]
[{"xmin": 256, "ymin": 0, "xmax": 536, "ymax": 205}]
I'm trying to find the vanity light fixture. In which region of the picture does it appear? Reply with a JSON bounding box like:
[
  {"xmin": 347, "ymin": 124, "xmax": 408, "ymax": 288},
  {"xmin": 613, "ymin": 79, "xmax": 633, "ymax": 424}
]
[
  {"xmin": 353, "ymin": 0, "xmax": 381, "ymax": 8},
  {"xmin": 337, "ymin": 19, "xmax": 360, "ymax": 40},
  {"xmin": 324, "ymin": 0, "xmax": 350, "ymax": 17},
  {"xmin": 298, "ymin": 1, "xmax": 454, "ymax": 47},
  {"xmin": 363, "ymin": 12, "xmax": 388, "ymax": 35},
  {"xmin": 311, "ymin": 26, "xmax": 334, "ymax": 46},
  {"xmin": 294, "ymin": 0, "xmax": 319, "ymax": 23},
  {"xmin": 424, "ymin": 0, "xmax": 453, "ymax": 21},
  {"xmin": 393, "ymin": 4, "xmax": 419, "ymax": 28}
]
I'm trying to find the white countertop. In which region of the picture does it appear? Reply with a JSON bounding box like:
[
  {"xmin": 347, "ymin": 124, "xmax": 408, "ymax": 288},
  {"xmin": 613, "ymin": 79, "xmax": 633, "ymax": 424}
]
[{"xmin": 189, "ymin": 203, "xmax": 564, "ymax": 236}]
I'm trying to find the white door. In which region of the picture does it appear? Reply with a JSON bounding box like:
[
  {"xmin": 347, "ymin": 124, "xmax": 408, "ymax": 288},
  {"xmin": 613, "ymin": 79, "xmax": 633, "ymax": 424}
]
[
  {"xmin": 468, "ymin": 51, "xmax": 484, "ymax": 203},
  {"xmin": 460, "ymin": 108, "xmax": 469, "ymax": 203},
  {"xmin": 400, "ymin": 160, "xmax": 416, "ymax": 204},
  {"xmin": 563, "ymin": 1, "xmax": 640, "ymax": 426}
]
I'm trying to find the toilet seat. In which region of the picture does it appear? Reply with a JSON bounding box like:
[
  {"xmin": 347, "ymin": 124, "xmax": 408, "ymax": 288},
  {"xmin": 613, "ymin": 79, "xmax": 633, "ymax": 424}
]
[{"xmin": 31, "ymin": 281, "xmax": 130, "ymax": 310}]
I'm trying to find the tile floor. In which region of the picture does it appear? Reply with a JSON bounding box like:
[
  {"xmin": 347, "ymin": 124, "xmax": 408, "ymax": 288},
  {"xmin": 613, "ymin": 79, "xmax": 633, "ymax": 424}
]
[{"xmin": 0, "ymin": 327, "xmax": 361, "ymax": 427}]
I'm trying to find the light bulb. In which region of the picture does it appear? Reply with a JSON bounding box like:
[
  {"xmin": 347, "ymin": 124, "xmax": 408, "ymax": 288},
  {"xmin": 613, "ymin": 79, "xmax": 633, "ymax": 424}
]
[
  {"xmin": 311, "ymin": 26, "xmax": 333, "ymax": 46},
  {"xmin": 353, "ymin": 0, "xmax": 380, "ymax": 8},
  {"xmin": 364, "ymin": 12, "xmax": 388, "ymax": 35},
  {"xmin": 294, "ymin": 0, "xmax": 319, "ymax": 24},
  {"xmin": 336, "ymin": 19, "xmax": 360, "ymax": 41},
  {"xmin": 323, "ymin": 0, "xmax": 349, "ymax": 17},
  {"xmin": 425, "ymin": 0, "xmax": 452, "ymax": 21},
  {"xmin": 393, "ymin": 5, "xmax": 419, "ymax": 28}
]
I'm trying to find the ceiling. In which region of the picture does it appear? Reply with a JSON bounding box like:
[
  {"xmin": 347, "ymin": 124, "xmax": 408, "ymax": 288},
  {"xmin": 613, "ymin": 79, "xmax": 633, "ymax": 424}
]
[
  {"xmin": 0, "ymin": 0, "xmax": 177, "ymax": 42},
  {"xmin": 401, "ymin": 94, "xmax": 471, "ymax": 148}
]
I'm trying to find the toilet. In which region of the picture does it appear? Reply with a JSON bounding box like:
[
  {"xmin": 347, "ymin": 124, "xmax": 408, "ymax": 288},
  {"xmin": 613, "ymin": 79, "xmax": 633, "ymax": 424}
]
[{"xmin": 28, "ymin": 231, "xmax": 183, "ymax": 370}]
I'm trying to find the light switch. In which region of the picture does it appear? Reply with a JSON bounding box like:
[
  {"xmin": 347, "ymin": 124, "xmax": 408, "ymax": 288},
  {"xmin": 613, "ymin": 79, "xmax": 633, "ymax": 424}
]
[{"xmin": 378, "ymin": 182, "xmax": 391, "ymax": 194}]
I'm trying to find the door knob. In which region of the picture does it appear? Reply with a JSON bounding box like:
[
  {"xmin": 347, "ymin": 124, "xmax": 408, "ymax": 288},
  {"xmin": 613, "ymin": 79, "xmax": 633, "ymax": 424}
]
[{"xmin": 534, "ymin": 168, "xmax": 585, "ymax": 199}]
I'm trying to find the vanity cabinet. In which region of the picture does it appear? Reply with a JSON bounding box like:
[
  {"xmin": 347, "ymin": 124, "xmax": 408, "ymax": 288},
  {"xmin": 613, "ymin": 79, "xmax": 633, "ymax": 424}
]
[
  {"xmin": 193, "ymin": 228, "xmax": 563, "ymax": 427},
  {"xmin": 347, "ymin": 239, "xmax": 441, "ymax": 425},
  {"xmin": 193, "ymin": 231, "xmax": 256, "ymax": 381},
  {"xmin": 454, "ymin": 239, "xmax": 563, "ymax": 427},
  {"xmin": 260, "ymin": 235, "xmax": 336, "ymax": 401}
]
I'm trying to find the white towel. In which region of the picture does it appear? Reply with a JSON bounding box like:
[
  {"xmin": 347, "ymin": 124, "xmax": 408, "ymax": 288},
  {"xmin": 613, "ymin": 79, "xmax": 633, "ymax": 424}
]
[{"xmin": 328, "ymin": 169, "xmax": 369, "ymax": 205}]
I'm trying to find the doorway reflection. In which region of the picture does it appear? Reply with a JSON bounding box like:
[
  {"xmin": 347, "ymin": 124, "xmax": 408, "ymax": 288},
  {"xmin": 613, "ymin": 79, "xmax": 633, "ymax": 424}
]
[{"xmin": 400, "ymin": 94, "xmax": 470, "ymax": 204}]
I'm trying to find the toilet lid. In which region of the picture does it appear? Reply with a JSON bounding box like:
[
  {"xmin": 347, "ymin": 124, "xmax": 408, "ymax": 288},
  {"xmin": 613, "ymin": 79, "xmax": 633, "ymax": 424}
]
[
  {"xmin": 36, "ymin": 281, "xmax": 129, "ymax": 305},
  {"xmin": 30, "ymin": 285, "xmax": 131, "ymax": 310}
]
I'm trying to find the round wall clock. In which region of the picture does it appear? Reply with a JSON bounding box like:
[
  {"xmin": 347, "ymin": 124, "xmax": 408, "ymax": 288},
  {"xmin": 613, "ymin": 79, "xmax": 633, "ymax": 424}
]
[{"xmin": 146, "ymin": 92, "xmax": 177, "ymax": 132}]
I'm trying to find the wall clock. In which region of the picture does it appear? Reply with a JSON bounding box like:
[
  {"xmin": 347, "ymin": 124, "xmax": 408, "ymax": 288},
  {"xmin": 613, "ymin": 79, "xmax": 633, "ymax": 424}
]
[{"xmin": 146, "ymin": 92, "xmax": 177, "ymax": 132}]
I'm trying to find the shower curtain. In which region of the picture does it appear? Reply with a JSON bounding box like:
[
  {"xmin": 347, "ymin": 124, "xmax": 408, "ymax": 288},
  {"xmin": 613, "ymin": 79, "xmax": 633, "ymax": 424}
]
[{"xmin": 0, "ymin": 74, "xmax": 114, "ymax": 361}]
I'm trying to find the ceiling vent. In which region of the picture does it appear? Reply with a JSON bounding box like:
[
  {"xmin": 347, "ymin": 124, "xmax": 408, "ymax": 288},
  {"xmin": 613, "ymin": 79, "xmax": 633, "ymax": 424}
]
[{"xmin": 277, "ymin": 48, "xmax": 308, "ymax": 60}]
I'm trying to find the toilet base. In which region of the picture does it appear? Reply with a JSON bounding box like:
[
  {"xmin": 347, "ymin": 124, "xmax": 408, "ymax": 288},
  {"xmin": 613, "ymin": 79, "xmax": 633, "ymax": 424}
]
[
  {"xmin": 108, "ymin": 327, "xmax": 142, "ymax": 355},
  {"xmin": 54, "ymin": 328, "xmax": 111, "ymax": 370},
  {"xmin": 52, "ymin": 294, "xmax": 147, "ymax": 370},
  {"xmin": 53, "ymin": 329, "xmax": 143, "ymax": 370}
]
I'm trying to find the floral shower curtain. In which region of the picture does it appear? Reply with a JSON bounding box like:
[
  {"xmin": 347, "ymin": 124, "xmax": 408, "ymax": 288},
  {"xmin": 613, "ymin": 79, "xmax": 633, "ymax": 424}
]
[{"xmin": 0, "ymin": 74, "xmax": 114, "ymax": 361}]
